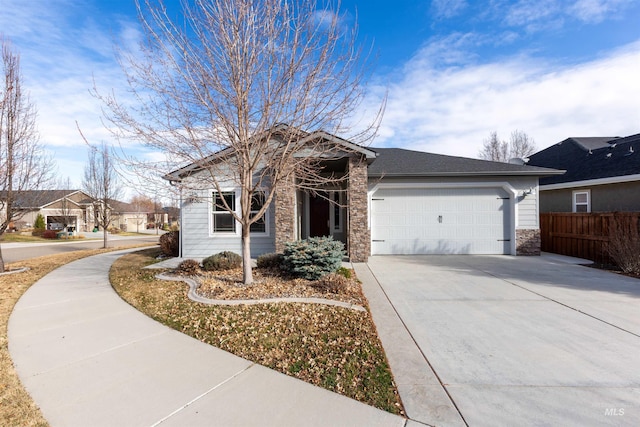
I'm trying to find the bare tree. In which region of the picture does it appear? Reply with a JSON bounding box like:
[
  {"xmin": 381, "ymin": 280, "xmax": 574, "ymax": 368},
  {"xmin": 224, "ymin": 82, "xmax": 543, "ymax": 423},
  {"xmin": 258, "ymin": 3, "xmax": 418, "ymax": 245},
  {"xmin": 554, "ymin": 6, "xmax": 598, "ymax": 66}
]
[
  {"xmin": 479, "ymin": 130, "xmax": 537, "ymax": 162},
  {"xmin": 509, "ymin": 129, "xmax": 537, "ymax": 160},
  {"xmin": 56, "ymin": 177, "xmax": 74, "ymax": 239},
  {"xmin": 0, "ymin": 37, "xmax": 54, "ymax": 271},
  {"xmin": 98, "ymin": 0, "xmax": 382, "ymax": 284},
  {"xmin": 130, "ymin": 194, "xmax": 154, "ymax": 232},
  {"xmin": 81, "ymin": 139, "xmax": 122, "ymax": 249},
  {"xmin": 479, "ymin": 131, "xmax": 509, "ymax": 162}
]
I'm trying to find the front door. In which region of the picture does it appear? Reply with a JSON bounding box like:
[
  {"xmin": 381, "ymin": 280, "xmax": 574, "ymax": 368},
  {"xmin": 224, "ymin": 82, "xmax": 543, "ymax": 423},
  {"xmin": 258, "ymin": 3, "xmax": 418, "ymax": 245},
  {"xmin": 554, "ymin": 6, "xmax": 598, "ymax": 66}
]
[{"xmin": 309, "ymin": 193, "xmax": 330, "ymax": 237}]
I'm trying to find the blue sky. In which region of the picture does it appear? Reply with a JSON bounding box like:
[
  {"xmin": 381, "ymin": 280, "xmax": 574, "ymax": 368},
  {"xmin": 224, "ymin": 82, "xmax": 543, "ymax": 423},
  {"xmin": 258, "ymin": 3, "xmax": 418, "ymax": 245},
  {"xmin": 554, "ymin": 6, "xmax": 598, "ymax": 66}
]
[{"xmin": 1, "ymin": 0, "xmax": 639, "ymax": 193}]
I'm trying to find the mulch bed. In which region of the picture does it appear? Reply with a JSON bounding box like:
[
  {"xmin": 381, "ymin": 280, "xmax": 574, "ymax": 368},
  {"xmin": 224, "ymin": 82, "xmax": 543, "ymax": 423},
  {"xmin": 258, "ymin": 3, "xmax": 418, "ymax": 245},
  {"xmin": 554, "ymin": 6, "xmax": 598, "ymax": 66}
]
[{"xmin": 183, "ymin": 268, "xmax": 366, "ymax": 306}]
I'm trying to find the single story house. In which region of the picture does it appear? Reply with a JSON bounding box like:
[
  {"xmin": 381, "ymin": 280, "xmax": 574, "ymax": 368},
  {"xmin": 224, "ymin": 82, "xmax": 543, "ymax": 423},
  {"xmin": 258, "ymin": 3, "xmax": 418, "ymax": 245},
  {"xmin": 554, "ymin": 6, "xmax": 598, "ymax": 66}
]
[
  {"xmin": 165, "ymin": 126, "xmax": 562, "ymax": 262},
  {"xmin": 4, "ymin": 190, "xmax": 150, "ymax": 232},
  {"xmin": 9, "ymin": 190, "xmax": 95, "ymax": 232},
  {"xmin": 528, "ymin": 133, "xmax": 640, "ymax": 213},
  {"xmin": 107, "ymin": 199, "xmax": 149, "ymax": 232}
]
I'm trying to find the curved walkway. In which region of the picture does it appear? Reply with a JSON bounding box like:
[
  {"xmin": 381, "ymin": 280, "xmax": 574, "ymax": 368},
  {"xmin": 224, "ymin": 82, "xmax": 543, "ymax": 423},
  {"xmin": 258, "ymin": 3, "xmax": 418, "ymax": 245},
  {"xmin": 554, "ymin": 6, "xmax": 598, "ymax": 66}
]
[{"xmin": 8, "ymin": 249, "xmax": 404, "ymax": 427}]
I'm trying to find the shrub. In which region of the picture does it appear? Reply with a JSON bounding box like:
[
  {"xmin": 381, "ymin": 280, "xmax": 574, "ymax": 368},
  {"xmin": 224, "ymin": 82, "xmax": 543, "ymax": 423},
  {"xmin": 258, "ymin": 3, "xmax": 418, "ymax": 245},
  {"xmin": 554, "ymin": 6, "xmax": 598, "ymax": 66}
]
[
  {"xmin": 31, "ymin": 228, "xmax": 45, "ymax": 237},
  {"xmin": 256, "ymin": 252, "xmax": 283, "ymax": 270},
  {"xmin": 202, "ymin": 251, "xmax": 242, "ymax": 271},
  {"xmin": 282, "ymin": 236, "xmax": 345, "ymax": 280},
  {"xmin": 42, "ymin": 230, "xmax": 58, "ymax": 239},
  {"xmin": 311, "ymin": 273, "xmax": 349, "ymax": 294},
  {"xmin": 336, "ymin": 266, "xmax": 352, "ymax": 279},
  {"xmin": 607, "ymin": 214, "xmax": 640, "ymax": 275},
  {"xmin": 177, "ymin": 259, "xmax": 201, "ymax": 275},
  {"xmin": 159, "ymin": 230, "xmax": 180, "ymax": 256},
  {"xmin": 34, "ymin": 214, "xmax": 46, "ymax": 230}
]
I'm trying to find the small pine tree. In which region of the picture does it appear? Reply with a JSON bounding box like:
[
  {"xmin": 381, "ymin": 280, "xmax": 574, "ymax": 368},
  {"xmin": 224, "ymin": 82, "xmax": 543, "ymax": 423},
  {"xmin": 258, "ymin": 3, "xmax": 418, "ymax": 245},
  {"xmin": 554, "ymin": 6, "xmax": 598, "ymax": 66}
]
[{"xmin": 34, "ymin": 214, "xmax": 46, "ymax": 230}]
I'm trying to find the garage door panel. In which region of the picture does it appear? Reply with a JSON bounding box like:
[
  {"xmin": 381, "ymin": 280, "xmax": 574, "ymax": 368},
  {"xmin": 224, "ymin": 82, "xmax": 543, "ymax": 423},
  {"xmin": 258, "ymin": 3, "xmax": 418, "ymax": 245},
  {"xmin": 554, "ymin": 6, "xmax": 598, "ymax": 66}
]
[{"xmin": 371, "ymin": 187, "xmax": 510, "ymax": 255}]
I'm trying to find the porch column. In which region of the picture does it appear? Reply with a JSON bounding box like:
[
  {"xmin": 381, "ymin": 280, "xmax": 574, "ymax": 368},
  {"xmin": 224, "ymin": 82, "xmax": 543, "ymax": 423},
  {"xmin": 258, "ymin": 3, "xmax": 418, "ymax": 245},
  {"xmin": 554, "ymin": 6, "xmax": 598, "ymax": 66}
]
[
  {"xmin": 275, "ymin": 173, "xmax": 296, "ymax": 253},
  {"xmin": 348, "ymin": 156, "xmax": 370, "ymax": 262}
]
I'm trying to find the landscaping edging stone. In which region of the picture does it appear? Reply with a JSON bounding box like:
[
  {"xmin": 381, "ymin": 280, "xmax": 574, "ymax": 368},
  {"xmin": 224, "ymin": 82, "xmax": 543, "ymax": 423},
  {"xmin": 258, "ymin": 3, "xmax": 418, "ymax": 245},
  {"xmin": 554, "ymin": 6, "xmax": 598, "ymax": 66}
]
[
  {"xmin": 0, "ymin": 267, "xmax": 29, "ymax": 276},
  {"xmin": 156, "ymin": 273, "xmax": 367, "ymax": 312}
]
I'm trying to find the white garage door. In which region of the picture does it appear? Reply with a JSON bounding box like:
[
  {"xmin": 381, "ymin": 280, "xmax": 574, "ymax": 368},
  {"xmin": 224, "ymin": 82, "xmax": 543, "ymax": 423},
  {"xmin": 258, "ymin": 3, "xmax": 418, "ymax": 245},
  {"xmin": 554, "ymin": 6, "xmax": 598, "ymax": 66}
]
[{"xmin": 371, "ymin": 187, "xmax": 511, "ymax": 255}]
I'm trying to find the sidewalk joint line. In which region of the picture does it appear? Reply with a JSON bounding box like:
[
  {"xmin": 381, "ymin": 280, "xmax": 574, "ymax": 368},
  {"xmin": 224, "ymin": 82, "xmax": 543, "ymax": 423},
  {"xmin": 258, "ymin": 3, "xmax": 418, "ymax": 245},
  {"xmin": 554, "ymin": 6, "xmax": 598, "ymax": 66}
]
[
  {"xmin": 150, "ymin": 363, "xmax": 257, "ymax": 427},
  {"xmin": 472, "ymin": 265, "xmax": 640, "ymax": 339}
]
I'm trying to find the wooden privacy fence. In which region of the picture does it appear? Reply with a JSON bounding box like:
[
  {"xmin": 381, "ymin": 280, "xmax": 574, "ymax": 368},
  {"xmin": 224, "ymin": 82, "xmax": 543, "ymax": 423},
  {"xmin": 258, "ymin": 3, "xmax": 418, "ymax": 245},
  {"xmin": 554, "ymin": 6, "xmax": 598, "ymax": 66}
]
[{"xmin": 540, "ymin": 212, "xmax": 640, "ymax": 264}]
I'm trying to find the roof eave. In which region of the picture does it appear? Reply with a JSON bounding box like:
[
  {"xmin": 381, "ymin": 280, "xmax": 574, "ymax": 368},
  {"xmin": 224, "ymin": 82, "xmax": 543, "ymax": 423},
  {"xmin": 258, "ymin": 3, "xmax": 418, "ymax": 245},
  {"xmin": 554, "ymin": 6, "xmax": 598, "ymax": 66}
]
[{"xmin": 368, "ymin": 170, "xmax": 566, "ymax": 178}]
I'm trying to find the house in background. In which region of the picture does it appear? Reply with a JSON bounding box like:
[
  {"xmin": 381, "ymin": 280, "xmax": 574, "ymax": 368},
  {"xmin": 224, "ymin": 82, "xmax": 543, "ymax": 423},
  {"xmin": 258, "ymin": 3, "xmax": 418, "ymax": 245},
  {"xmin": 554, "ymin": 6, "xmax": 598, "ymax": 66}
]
[
  {"xmin": 107, "ymin": 199, "xmax": 149, "ymax": 232},
  {"xmin": 165, "ymin": 125, "xmax": 562, "ymax": 261},
  {"xmin": 10, "ymin": 190, "xmax": 95, "ymax": 232},
  {"xmin": 528, "ymin": 133, "xmax": 640, "ymax": 213},
  {"xmin": 4, "ymin": 190, "xmax": 151, "ymax": 233}
]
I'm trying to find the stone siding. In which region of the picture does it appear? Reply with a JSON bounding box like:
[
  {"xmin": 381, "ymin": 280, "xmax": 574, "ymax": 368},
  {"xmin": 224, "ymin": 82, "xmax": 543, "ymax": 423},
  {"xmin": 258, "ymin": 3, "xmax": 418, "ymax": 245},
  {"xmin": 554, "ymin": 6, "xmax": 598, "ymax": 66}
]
[
  {"xmin": 274, "ymin": 174, "xmax": 296, "ymax": 253},
  {"xmin": 516, "ymin": 229, "xmax": 541, "ymax": 256},
  {"xmin": 348, "ymin": 157, "xmax": 371, "ymax": 262}
]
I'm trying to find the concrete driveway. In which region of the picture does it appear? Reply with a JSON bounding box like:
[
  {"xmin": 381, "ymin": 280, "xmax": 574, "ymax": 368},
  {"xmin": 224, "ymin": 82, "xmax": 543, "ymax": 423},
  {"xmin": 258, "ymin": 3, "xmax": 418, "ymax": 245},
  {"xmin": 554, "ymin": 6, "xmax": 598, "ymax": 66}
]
[{"xmin": 359, "ymin": 255, "xmax": 640, "ymax": 426}]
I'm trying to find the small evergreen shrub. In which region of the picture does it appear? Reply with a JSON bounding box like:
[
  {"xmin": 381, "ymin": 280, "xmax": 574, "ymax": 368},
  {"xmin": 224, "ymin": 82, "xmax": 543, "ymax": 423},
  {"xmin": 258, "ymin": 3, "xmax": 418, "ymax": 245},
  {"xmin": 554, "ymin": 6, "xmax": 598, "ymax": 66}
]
[
  {"xmin": 34, "ymin": 214, "xmax": 46, "ymax": 229},
  {"xmin": 312, "ymin": 273, "xmax": 349, "ymax": 294},
  {"xmin": 256, "ymin": 252, "xmax": 283, "ymax": 270},
  {"xmin": 159, "ymin": 230, "xmax": 179, "ymax": 256},
  {"xmin": 177, "ymin": 259, "xmax": 201, "ymax": 275},
  {"xmin": 282, "ymin": 236, "xmax": 345, "ymax": 280},
  {"xmin": 202, "ymin": 251, "xmax": 242, "ymax": 271},
  {"xmin": 32, "ymin": 214, "xmax": 46, "ymax": 236},
  {"xmin": 42, "ymin": 230, "xmax": 57, "ymax": 239}
]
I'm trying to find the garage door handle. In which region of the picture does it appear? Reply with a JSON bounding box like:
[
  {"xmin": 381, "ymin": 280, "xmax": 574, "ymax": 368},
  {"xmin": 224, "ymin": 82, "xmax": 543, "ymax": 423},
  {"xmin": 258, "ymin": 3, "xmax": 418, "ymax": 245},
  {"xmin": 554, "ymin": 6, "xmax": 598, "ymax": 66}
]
[
  {"xmin": 497, "ymin": 239, "xmax": 511, "ymax": 241},
  {"xmin": 372, "ymin": 240, "xmax": 385, "ymax": 242},
  {"xmin": 438, "ymin": 215, "xmax": 442, "ymax": 223}
]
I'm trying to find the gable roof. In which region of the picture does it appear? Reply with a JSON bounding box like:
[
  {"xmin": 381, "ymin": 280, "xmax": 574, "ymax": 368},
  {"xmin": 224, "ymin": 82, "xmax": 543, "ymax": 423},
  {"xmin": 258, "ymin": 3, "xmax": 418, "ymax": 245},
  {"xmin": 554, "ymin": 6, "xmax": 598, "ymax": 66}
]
[
  {"xmin": 108, "ymin": 199, "xmax": 153, "ymax": 214},
  {"xmin": 164, "ymin": 124, "xmax": 376, "ymax": 182},
  {"xmin": 367, "ymin": 147, "xmax": 563, "ymax": 177},
  {"xmin": 7, "ymin": 190, "xmax": 93, "ymax": 209},
  {"xmin": 528, "ymin": 133, "xmax": 640, "ymax": 186}
]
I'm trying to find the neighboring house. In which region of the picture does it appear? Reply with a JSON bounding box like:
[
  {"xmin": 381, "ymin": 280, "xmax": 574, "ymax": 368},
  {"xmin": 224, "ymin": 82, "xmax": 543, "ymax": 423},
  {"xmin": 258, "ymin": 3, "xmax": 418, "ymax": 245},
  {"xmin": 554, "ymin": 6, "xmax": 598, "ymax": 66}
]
[
  {"xmin": 9, "ymin": 190, "xmax": 95, "ymax": 232},
  {"xmin": 2, "ymin": 190, "xmax": 150, "ymax": 232},
  {"xmin": 528, "ymin": 133, "xmax": 640, "ymax": 213},
  {"xmin": 164, "ymin": 126, "xmax": 562, "ymax": 261},
  {"xmin": 108, "ymin": 199, "xmax": 150, "ymax": 232}
]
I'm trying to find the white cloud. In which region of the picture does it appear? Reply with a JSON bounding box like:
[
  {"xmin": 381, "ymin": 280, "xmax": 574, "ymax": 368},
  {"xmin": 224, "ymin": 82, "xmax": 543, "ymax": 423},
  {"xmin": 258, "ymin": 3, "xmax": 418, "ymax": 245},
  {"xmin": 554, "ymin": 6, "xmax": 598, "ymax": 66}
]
[
  {"xmin": 504, "ymin": 0, "xmax": 561, "ymax": 27},
  {"xmin": 431, "ymin": 0, "xmax": 468, "ymax": 19},
  {"xmin": 569, "ymin": 0, "xmax": 632, "ymax": 23},
  {"xmin": 371, "ymin": 39, "xmax": 640, "ymax": 156}
]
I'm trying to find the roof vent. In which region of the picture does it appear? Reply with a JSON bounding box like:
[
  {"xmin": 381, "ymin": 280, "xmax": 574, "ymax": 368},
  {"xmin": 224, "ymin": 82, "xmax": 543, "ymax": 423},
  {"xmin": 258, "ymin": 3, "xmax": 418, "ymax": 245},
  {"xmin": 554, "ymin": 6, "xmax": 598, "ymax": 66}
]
[{"xmin": 508, "ymin": 157, "xmax": 529, "ymax": 165}]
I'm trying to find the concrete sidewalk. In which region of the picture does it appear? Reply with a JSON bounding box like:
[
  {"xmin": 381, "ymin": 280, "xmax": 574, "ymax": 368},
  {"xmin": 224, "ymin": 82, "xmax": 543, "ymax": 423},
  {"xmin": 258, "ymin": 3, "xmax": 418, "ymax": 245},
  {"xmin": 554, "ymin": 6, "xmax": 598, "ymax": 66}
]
[{"xmin": 8, "ymin": 249, "xmax": 405, "ymax": 427}]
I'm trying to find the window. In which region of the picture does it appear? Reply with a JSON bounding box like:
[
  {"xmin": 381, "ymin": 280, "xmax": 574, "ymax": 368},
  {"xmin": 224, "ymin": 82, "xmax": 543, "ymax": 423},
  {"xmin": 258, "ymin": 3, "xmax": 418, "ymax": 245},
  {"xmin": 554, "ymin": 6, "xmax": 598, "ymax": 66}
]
[
  {"xmin": 331, "ymin": 191, "xmax": 343, "ymax": 232},
  {"xmin": 573, "ymin": 190, "xmax": 591, "ymax": 213},
  {"xmin": 212, "ymin": 191, "xmax": 236, "ymax": 233},
  {"xmin": 250, "ymin": 191, "xmax": 267, "ymax": 233}
]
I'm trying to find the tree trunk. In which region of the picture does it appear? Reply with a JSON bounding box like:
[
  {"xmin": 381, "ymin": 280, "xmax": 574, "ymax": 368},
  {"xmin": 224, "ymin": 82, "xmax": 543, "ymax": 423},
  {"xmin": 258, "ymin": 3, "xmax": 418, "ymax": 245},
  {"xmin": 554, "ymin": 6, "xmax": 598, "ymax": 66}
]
[
  {"xmin": 0, "ymin": 244, "xmax": 5, "ymax": 273},
  {"xmin": 241, "ymin": 225, "xmax": 253, "ymax": 285},
  {"xmin": 103, "ymin": 227, "xmax": 108, "ymax": 249}
]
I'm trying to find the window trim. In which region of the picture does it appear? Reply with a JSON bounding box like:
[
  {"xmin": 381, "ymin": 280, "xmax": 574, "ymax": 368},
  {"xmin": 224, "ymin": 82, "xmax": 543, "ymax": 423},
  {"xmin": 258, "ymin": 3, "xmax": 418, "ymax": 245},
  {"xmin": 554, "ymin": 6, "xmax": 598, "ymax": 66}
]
[
  {"xmin": 209, "ymin": 189, "xmax": 270, "ymax": 236},
  {"xmin": 249, "ymin": 190, "xmax": 269, "ymax": 235},
  {"xmin": 572, "ymin": 189, "xmax": 591, "ymax": 213},
  {"xmin": 211, "ymin": 190, "xmax": 238, "ymax": 235}
]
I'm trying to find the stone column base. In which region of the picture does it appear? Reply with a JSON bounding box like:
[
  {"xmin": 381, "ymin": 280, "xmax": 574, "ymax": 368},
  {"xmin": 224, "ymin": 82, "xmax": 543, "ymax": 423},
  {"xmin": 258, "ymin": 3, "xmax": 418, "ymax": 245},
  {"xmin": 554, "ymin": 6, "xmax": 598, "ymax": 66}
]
[{"xmin": 516, "ymin": 229, "xmax": 541, "ymax": 256}]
